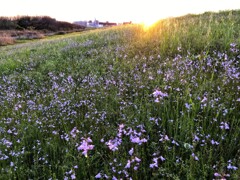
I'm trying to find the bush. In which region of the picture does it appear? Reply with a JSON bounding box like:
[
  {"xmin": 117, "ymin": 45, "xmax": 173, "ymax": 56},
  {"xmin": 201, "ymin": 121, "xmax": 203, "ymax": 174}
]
[
  {"xmin": 16, "ymin": 31, "xmax": 45, "ymax": 40},
  {"xmin": 0, "ymin": 16, "xmax": 85, "ymax": 32},
  {"xmin": 0, "ymin": 34, "xmax": 15, "ymax": 45}
]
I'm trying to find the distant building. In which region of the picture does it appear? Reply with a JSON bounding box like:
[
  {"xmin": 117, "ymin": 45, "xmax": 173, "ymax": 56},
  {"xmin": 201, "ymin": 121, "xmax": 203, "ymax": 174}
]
[
  {"xmin": 74, "ymin": 21, "xmax": 87, "ymax": 27},
  {"xmin": 123, "ymin": 21, "xmax": 132, "ymax": 25},
  {"xmin": 99, "ymin": 21, "xmax": 117, "ymax": 27},
  {"xmin": 87, "ymin": 19, "xmax": 102, "ymax": 28},
  {"xmin": 74, "ymin": 19, "xmax": 119, "ymax": 28}
]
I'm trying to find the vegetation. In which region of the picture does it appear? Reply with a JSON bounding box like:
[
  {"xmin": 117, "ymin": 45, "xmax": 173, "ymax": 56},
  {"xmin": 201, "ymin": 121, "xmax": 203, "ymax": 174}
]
[
  {"xmin": 0, "ymin": 16, "xmax": 84, "ymax": 31},
  {"xmin": 0, "ymin": 10, "xmax": 239, "ymax": 179},
  {"xmin": 0, "ymin": 34, "xmax": 15, "ymax": 46},
  {"xmin": 0, "ymin": 16, "xmax": 85, "ymax": 46}
]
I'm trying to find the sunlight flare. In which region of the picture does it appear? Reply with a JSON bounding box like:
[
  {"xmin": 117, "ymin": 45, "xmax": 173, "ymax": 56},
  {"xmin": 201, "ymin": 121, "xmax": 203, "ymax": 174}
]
[
  {"xmin": 142, "ymin": 19, "xmax": 158, "ymax": 30},
  {"xmin": 140, "ymin": 13, "xmax": 161, "ymax": 30}
]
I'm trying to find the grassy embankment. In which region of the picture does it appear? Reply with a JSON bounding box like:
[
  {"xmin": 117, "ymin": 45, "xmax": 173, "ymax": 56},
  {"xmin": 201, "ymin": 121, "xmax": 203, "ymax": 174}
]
[{"xmin": 0, "ymin": 10, "xmax": 239, "ymax": 179}]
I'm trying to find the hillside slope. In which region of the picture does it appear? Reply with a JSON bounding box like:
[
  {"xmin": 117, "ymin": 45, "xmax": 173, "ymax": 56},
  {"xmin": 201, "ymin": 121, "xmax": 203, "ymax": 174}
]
[{"xmin": 0, "ymin": 10, "xmax": 239, "ymax": 179}]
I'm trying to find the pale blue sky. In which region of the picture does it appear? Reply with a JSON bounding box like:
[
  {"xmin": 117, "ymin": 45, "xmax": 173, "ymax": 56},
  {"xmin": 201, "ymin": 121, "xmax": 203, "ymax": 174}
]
[{"xmin": 1, "ymin": 0, "xmax": 240, "ymax": 23}]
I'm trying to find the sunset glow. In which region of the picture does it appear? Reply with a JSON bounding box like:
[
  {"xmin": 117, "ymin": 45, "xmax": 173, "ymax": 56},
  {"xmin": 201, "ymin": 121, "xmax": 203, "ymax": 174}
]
[
  {"xmin": 0, "ymin": 0, "xmax": 240, "ymax": 23},
  {"xmin": 141, "ymin": 14, "xmax": 161, "ymax": 28},
  {"xmin": 141, "ymin": 20, "xmax": 158, "ymax": 31}
]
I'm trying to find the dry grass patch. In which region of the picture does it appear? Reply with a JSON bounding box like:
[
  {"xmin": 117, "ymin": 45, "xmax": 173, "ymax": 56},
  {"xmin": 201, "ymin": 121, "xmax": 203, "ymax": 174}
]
[
  {"xmin": 0, "ymin": 30, "xmax": 46, "ymax": 46},
  {"xmin": 0, "ymin": 34, "xmax": 15, "ymax": 46}
]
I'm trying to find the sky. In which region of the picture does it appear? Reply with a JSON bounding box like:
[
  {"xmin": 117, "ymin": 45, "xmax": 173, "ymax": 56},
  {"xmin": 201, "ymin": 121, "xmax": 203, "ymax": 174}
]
[{"xmin": 1, "ymin": 0, "xmax": 240, "ymax": 24}]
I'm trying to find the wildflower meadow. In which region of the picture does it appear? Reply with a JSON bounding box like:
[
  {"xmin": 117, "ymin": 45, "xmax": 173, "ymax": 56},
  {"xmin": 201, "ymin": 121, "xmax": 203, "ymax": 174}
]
[{"xmin": 0, "ymin": 10, "xmax": 239, "ymax": 179}]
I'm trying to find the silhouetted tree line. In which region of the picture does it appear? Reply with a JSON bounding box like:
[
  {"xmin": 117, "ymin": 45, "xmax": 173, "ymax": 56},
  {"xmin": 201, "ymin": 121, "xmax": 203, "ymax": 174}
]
[{"xmin": 0, "ymin": 16, "xmax": 84, "ymax": 31}]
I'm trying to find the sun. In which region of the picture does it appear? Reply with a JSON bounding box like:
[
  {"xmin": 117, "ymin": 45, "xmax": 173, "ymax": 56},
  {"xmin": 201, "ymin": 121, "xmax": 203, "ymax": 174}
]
[
  {"xmin": 141, "ymin": 17, "xmax": 159, "ymax": 31},
  {"xmin": 138, "ymin": 10, "xmax": 164, "ymax": 30},
  {"xmin": 143, "ymin": 19, "xmax": 158, "ymax": 28}
]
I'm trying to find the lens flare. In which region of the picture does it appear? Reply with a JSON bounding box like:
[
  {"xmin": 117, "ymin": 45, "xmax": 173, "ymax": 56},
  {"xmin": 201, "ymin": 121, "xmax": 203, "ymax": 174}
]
[{"xmin": 142, "ymin": 19, "xmax": 158, "ymax": 31}]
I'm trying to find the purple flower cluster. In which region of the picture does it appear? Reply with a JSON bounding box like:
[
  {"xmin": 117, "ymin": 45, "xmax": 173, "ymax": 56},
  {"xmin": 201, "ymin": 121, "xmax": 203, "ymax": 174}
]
[
  {"xmin": 150, "ymin": 156, "xmax": 165, "ymax": 168},
  {"xmin": 77, "ymin": 137, "xmax": 94, "ymax": 157},
  {"xmin": 152, "ymin": 89, "xmax": 168, "ymax": 103},
  {"xmin": 105, "ymin": 124, "xmax": 148, "ymax": 152}
]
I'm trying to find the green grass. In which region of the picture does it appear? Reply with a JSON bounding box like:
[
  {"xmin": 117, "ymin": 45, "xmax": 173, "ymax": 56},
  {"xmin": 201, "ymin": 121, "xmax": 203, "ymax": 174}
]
[{"xmin": 0, "ymin": 10, "xmax": 239, "ymax": 179}]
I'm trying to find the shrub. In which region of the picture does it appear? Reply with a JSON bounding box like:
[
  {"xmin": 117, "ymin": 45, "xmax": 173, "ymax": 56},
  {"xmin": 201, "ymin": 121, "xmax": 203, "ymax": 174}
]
[
  {"xmin": 18, "ymin": 31, "xmax": 45, "ymax": 40},
  {"xmin": 0, "ymin": 16, "xmax": 85, "ymax": 32},
  {"xmin": 0, "ymin": 34, "xmax": 15, "ymax": 45}
]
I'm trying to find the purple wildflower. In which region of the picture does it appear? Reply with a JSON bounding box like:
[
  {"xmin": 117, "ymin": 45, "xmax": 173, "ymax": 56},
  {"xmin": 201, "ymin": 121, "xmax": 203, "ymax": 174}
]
[
  {"xmin": 191, "ymin": 153, "xmax": 199, "ymax": 161},
  {"xmin": 211, "ymin": 139, "xmax": 219, "ymax": 145},
  {"xmin": 185, "ymin": 103, "xmax": 191, "ymax": 110},
  {"xmin": 71, "ymin": 174, "xmax": 76, "ymax": 179},
  {"xmin": 112, "ymin": 176, "xmax": 117, "ymax": 180},
  {"xmin": 117, "ymin": 124, "xmax": 125, "ymax": 137},
  {"xmin": 227, "ymin": 164, "xmax": 238, "ymax": 170},
  {"xmin": 159, "ymin": 135, "xmax": 170, "ymax": 142},
  {"xmin": 130, "ymin": 135, "xmax": 147, "ymax": 145},
  {"xmin": 172, "ymin": 140, "xmax": 179, "ymax": 146},
  {"xmin": 70, "ymin": 127, "xmax": 79, "ymax": 138},
  {"xmin": 150, "ymin": 157, "xmax": 158, "ymax": 168},
  {"xmin": 125, "ymin": 160, "xmax": 131, "ymax": 169},
  {"xmin": 95, "ymin": 173, "xmax": 102, "ymax": 178},
  {"xmin": 129, "ymin": 148, "xmax": 134, "ymax": 156},
  {"xmin": 201, "ymin": 96, "xmax": 207, "ymax": 103},
  {"xmin": 153, "ymin": 89, "xmax": 168, "ymax": 102},
  {"xmin": 154, "ymin": 98, "xmax": 160, "ymax": 103},
  {"xmin": 220, "ymin": 122, "xmax": 230, "ymax": 130},
  {"xmin": 134, "ymin": 157, "xmax": 141, "ymax": 162},
  {"xmin": 194, "ymin": 135, "xmax": 200, "ymax": 142},
  {"xmin": 77, "ymin": 137, "xmax": 94, "ymax": 157},
  {"xmin": 153, "ymin": 89, "xmax": 168, "ymax": 97},
  {"xmin": 104, "ymin": 174, "xmax": 109, "ymax": 179},
  {"xmin": 230, "ymin": 43, "xmax": 238, "ymax": 53},
  {"xmin": 159, "ymin": 156, "xmax": 165, "ymax": 161},
  {"xmin": 214, "ymin": 172, "xmax": 221, "ymax": 177},
  {"xmin": 134, "ymin": 166, "xmax": 138, "ymax": 170},
  {"xmin": 106, "ymin": 138, "xmax": 121, "ymax": 151}
]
